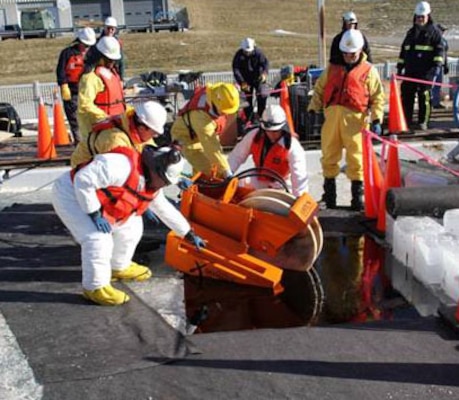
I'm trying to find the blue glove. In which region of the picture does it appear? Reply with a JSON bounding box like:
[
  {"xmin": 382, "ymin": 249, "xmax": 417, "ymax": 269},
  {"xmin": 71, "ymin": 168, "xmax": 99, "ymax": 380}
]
[
  {"xmin": 88, "ymin": 210, "xmax": 111, "ymax": 234},
  {"xmin": 177, "ymin": 177, "xmax": 193, "ymax": 190},
  {"xmin": 185, "ymin": 230, "xmax": 206, "ymax": 251},
  {"xmin": 371, "ymin": 120, "xmax": 382, "ymax": 136},
  {"xmin": 144, "ymin": 209, "xmax": 160, "ymax": 225}
]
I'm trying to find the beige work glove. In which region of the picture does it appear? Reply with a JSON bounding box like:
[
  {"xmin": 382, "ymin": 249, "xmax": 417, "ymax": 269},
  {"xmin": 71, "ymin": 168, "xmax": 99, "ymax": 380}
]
[
  {"xmin": 61, "ymin": 84, "xmax": 71, "ymax": 101},
  {"xmin": 240, "ymin": 82, "xmax": 250, "ymax": 92}
]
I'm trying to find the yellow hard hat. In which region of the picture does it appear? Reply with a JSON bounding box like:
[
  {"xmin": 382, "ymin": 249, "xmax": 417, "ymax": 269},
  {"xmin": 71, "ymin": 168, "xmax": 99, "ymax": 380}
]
[{"xmin": 207, "ymin": 83, "xmax": 240, "ymax": 115}]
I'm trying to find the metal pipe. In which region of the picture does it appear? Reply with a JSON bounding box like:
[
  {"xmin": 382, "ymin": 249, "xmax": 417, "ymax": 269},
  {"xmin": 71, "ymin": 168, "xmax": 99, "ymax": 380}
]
[{"xmin": 317, "ymin": 0, "xmax": 326, "ymax": 68}]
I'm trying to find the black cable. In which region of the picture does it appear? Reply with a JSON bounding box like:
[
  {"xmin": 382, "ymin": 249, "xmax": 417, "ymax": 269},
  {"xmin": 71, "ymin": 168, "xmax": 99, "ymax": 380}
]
[{"xmin": 194, "ymin": 167, "xmax": 290, "ymax": 192}]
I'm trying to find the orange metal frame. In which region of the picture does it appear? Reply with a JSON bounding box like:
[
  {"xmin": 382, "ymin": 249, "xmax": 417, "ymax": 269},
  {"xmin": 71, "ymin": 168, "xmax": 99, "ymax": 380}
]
[{"xmin": 165, "ymin": 178, "xmax": 319, "ymax": 294}]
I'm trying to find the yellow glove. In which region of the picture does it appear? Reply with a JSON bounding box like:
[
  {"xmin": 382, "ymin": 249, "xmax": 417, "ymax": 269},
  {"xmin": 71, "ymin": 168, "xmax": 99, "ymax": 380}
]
[
  {"xmin": 61, "ymin": 84, "xmax": 71, "ymax": 101},
  {"xmin": 259, "ymin": 73, "xmax": 267, "ymax": 83}
]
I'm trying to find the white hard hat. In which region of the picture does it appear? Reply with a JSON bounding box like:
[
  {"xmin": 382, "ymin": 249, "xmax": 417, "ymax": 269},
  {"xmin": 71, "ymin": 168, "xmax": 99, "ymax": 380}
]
[
  {"xmin": 339, "ymin": 29, "xmax": 364, "ymax": 53},
  {"xmin": 134, "ymin": 101, "xmax": 167, "ymax": 134},
  {"xmin": 260, "ymin": 105, "xmax": 287, "ymax": 131},
  {"xmin": 240, "ymin": 37, "xmax": 255, "ymax": 52},
  {"xmin": 342, "ymin": 11, "xmax": 358, "ymax": 23},
  {"xmin": 104, "ymin": 16, "xmax": 118, "ymax": 27},
  {"xmin": 77, "ymin": 27, "xmax": 96, "ymax": 46},
  {"xmin": 96, "ymin": 36, "xmax": 121, "ymax": 60},
  {"xmin": 142, "ymin": 146, "xmax": 185, "ymax": 186},
  {"xmin": 415, "ymin": 1, "xmax": 431, "ymax": 16}
]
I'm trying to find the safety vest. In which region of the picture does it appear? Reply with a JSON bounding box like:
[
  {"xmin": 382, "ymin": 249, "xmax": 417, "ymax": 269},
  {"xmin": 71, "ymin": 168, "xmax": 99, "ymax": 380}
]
[
  {"xmin": 86, "ymin": 114, "xmax": 137, "ymax": 157},
  {"xmin": 323, "ymin": 62, "xmax": 372, "ymax": 113},
  {"xmin": 177, "ymin": 87, "xmax": 224, "ymax": 139},
  {"xmin": 94, "ymin": 66, "xmax": 125, "ymax": 116},
  {"xmin": 65, "ymin": 52, "xmax": 85, "ymax": 84},
  {"xmin": 95, "ymin": 147, "xmax": 156, "ymax": 224},
  {"xmin": 250, "ymin": 132, "xmax": 290, "ymax": 181}
]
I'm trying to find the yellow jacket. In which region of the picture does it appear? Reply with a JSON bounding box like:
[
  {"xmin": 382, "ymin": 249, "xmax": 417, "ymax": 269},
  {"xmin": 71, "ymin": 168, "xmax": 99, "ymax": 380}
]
[
  {"xmin": 77, "ymin": 70, "xmax": 112, "ymax": 139},
  {"xmin": 71, "ymin": 107, "xmax": 154, "ymax": 168},
  {"xmin": 171, "ymin": 109, "xmax": 231, "ymax": 177}
]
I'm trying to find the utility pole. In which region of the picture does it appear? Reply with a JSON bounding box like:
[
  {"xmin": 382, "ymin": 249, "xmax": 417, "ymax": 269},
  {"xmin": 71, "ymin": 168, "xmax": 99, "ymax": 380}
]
[{"xmin": 317, "ymin": 0, "xmax": 326, "ymax": 68}]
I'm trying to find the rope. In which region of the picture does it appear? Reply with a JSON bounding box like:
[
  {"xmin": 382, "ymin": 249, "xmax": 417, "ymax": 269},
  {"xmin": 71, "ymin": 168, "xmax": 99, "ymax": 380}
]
[{"xmin": 362, "ymin": 128, "xmax": 459, "ymax": 178}]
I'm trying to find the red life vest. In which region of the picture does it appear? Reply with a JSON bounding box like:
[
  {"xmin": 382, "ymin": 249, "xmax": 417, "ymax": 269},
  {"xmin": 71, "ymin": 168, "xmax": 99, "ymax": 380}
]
[
  {"xmin": 95, "ymin": 147, "xmax": 156, "ymax": 224},
  {"xmin": 250, "ymin": 132, "xmax": 290, "ymax": 181},
  {"xmin": 323, "ymin": 62, "xmax": 372, "ymax": 113},
  {"xmin": 177, "ymin": 87, "xmax": 224, "ymax": 138},
  {"xmin": 65, "ymin": 53, "xmax": 85, "ymax": 84},
  {"xmin": 178, "ymin": 87, "xmax": 210, "ymax": 116},
  {"xmin": 94, "ymin": 66, "xmax": 125, "ymax": 116}
]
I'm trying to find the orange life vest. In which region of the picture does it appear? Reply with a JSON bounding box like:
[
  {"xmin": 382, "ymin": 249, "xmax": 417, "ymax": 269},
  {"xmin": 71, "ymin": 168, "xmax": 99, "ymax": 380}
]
[
  {"xmin": 323, "ymin": 62, "xmax": 372, "ymax": 113},
  {"xmin": 94, "ymin": 66, "xmax": 125, "ymax": 116},
  {"xmin": 95, "ymin": 147, "xmax": 156, "ymax": 224},
  {"xmin": 65, "ymin": 53, "xmax": 85, "ymax": 84},
  {"xmin": 250, "ymin": 132, "xmax": 290, "ymax": 181}
]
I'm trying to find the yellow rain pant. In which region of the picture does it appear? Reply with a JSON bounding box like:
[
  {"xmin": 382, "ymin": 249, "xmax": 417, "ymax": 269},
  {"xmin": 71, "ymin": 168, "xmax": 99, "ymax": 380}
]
[{"xmin": 320, "ymin": 105, "xmax": 367, "ymax": 181}]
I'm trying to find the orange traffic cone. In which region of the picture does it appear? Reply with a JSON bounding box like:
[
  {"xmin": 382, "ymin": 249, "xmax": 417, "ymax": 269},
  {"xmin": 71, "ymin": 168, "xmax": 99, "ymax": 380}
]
[
  {"xmin": 377, "ymin": 136, "xmax": 401, "ymax": 232},
  {"xmin": 37, "ymin": 97, "xmax": 57, "ymax": 159},
  {"xmin": 388, "ymin": 74, "xmax": 408, "ymax": 134},
  {"xmin": 279, "ymin": 81, "xmax": 297, "ymax": 137},
  {"xmin": 53, "ymin": 90, "xmax": 71, "ymax": 146},
  {"xmin": 362, "ymin": 131, "xmax": 384, "ymax": 219}
]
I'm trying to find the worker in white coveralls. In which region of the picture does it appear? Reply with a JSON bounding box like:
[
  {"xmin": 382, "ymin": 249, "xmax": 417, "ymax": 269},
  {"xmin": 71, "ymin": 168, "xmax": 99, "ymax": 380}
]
[
  {"xmin": 228, "ymin": 104, "xmax": 309, "ymax": 197},
  {"xmin": 52, "ymin": 145, "xmax": 206, "ymax": 306}
]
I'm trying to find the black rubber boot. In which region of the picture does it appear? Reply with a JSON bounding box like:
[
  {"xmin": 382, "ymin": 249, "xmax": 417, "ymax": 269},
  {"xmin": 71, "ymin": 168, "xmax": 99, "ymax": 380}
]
[
  {"xmin": 350, "ymin": 180, "xmax": 364, "ymax": 211},
  {"xmin": 320, "ymin": 178, "xmax": 337, "ymax": 209}
]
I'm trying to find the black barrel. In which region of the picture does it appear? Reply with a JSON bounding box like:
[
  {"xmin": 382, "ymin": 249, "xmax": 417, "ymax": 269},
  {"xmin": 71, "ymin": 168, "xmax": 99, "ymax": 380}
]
[{"xmin": 386, "ymin": 185, "xmax": 459, "ymax": 218}]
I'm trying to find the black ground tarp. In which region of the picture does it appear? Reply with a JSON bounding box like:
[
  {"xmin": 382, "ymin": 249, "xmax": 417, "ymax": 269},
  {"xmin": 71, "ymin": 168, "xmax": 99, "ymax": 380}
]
[{"xmin": 0, "ymin": 204, "xmax": 197, "ymax": 384}]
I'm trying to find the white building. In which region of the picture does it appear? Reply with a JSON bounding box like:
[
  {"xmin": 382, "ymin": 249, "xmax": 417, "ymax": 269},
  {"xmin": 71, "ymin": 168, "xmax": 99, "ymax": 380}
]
[{"xmin": 0, "ymin": 0, "xmax": 171, "ymax": 29}]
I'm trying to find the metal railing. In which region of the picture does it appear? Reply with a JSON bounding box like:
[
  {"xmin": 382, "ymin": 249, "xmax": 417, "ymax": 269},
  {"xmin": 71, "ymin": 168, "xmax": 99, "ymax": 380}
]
[{"xmin": 1, "ymin": 61, "xmax": 456, "ymax": 122}]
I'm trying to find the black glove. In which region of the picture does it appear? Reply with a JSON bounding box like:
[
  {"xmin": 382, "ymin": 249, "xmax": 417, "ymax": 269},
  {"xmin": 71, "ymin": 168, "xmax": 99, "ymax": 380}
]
[
  {"xmin": 185, "ymin": 230, "xmax": 206, "ymax": 251},
  {"xmin": 371, "ymin": 120, "xmax": 382, "ymax": 136},
  {"xmin": 396, "ymin": 65, "xmax": 404, "ymax": 76},
  {"xmin": 88, "ymin": 210, "xmax": 111, "ymax": 234},
  {"xmin": 444, "ymin": 65, "xmax": 449, "ymax": 75}
]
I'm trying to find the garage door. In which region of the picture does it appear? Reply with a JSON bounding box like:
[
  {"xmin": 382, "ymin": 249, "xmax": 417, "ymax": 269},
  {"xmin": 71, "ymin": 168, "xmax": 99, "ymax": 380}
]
[
  {"xmin": 124, "ymin": 0, "xmax": 158, "ymax": 26},
  {"xmin": 71, "ymin": 0, "xmax": 110, "ymax": 25}
]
